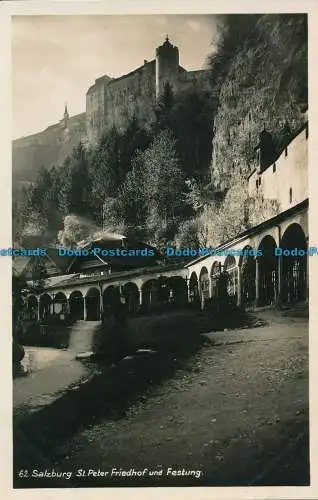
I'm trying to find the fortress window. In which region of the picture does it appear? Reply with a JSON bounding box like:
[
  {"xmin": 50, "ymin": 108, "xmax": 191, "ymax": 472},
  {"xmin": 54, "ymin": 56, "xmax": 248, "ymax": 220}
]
[
  {"xmin": 273, "ymin": 163, "xmax": 276, "ymax": 173},
  {"xmin": 256, "ymin": 179, "xmax": 258, "ymax": 189},
  {"xmin": 289, "ymin": 187, "xmax": 293, "ymax": 204},
  {"xmin": 258, "ymin": 177, "xmax": 261, "ymax": 185},
  {"xmin": 284, "ymin": 147, "xmax": 288, "ymax": 157}
]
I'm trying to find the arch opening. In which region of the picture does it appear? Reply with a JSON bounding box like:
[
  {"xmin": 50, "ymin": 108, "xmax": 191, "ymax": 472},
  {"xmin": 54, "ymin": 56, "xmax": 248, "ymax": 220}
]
[
  {"xmin": 141, "ymin": 279, "xmax": 161, "ymax": 309},
  {"xmin": 189, "ymin": 272, "xmax": 199, "ymax": 306},
  {"xmin": 122, "ymin": 282, "xmax": 139, "ymax": 315},
  {"xmin": 168, "ymin": 276, "xmax": 188, "ymax": 307},
  {"xmin": 85, "ymin": 288, "xmax": 101, "ymax": 321},
  {"xmin": 210, "ymin": 262, "xmax": 221, "ymax": 299},
  {"xmin": 27, "ymin": 295, "xmax": 38, "ymax": 321},
  {"xmin": 240, "ymin": 247, "xmax": 256, "ymax": 307},
  {"xmin": 54, "ymin": 292, "xmax": 68, "ymax": 317},
  {"xmin": 39, "ymin": 294, "xmax": 52, "ymax": 320},
  {"xmin": 224, "ymin": 255, "xmax": 237, "ymax": 299},
  {"xmin": 69, "ymin": 291, "xmax": 84, "ymax": 320},
  {"xmin": 281, "ymin": 224, "xmax": 307, "ymax": 303},
  {"xmin": 103, "ymin": 286, "xmax": 120, "ymax": 318},
  {"xmin": 258, "ymin": 235, "xmax": 278, "ymax": 306}
]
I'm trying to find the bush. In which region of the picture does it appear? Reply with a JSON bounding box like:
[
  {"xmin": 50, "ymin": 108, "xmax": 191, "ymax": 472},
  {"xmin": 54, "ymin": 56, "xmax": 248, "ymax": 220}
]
[{"xmin": 20, "ymin": 323, "xmax": 70, "ymax": 349}]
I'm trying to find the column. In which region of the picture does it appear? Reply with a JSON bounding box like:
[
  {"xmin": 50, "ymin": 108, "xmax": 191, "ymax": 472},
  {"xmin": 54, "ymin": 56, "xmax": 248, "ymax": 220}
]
[
  {"xmin": 209, "ymin": 275, "xmax": 213, "ymax": 300},
  {"xmin": 237, "ymin": 266, "xmax": 242, "ymax": 308},
  {"xmin": 187, "ymin": 279, "xmax": 192, "ymax": 303},
  {"xmin": 37, "ymin": 297, "xmax": 41, "ymax": 321},
  {"xmin": 277, "ymin": 253, "xmax": 283, "ymax": 305},
  {"xmin": 99, "ymin": 290, "xmax": 103, "ymax": 320},
  {"xmin": 138, "ymin": 287, "xmax": 143, "ymax": 307},
  {"xmin": 255, "ymin": 257, "xmax": 260, "ymax": 306},
  {"xmin": 84, "ymin": 297, "xmax": 87, "ymax": 321}
]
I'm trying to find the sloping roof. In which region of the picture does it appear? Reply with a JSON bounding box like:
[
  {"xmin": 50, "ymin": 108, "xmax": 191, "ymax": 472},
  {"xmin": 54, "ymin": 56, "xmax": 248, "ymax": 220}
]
[
  {"xmin": 46, "ymin": 248, "xmax": 74, "ymax": 273},
  {"xmin": 12, "ymin": 257, "xmax": 29, "ymax": 276}
]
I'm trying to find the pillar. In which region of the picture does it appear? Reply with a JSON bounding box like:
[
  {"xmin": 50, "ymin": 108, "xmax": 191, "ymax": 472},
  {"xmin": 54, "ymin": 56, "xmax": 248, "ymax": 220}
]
[
  {"xmin": 37, "ymin": 297, "xmax": 40, "ymax": 321},
  {"xmin": 237, "ymin": 266, "xmax": 242, "ymax": 307},
  {"xmin": 277, "ymin": 253, "xmax": 283, "ymax": 304},
  {"xmin": 84, "ymin": 297, "xmax": 87, "ymax": 321},
  {"xmin": 139, "ymin": 287, "xmax": 143, "ymax": 306},
  {"xmin": 99, "ymin": 290, "xmax": 103, "ymax": 319},
  {"xmin": 255, "ymin": 257, "xmax": 260, "ymax": 306}
]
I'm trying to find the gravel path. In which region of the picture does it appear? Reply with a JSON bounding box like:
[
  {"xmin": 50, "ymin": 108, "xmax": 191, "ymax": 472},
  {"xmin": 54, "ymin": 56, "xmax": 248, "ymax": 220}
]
[{"xmin": 48, "ymin": 309, "xmax": 309, "ymax": 487}]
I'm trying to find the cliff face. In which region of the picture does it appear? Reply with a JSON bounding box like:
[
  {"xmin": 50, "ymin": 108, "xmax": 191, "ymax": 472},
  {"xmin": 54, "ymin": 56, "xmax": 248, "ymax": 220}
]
[
  {"xmin": 210, "ymin": 14, "xmax": 307, "ymax": 191},
  {"xmin": 12, "ymin": 112, "xmax": 86, "ymax": 184}
]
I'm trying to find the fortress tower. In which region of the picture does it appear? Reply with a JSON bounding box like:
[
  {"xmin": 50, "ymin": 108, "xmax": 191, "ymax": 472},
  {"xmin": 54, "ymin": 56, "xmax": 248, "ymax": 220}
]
[
  {"xmin": 155, "ymin": 35, "xmax": 180, "ymax": 99},
  {"xmin": 84, "ymin": 36, "xmax": 209, "ymax": 144}
]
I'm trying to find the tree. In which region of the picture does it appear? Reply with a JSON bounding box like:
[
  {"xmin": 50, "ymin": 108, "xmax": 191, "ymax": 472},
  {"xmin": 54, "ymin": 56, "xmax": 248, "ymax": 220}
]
[
  {"xmin": 28, "ymin": 257, "xmax": 49, "ymax": 293},
  {"xmin": 153, "ymin": 82, "xmax": 174, "ymax": 132},
  {"xmin": 12, "ymin": 272, "xmax": 27, "ymax": 324},
  {"xmin": 57, "ymin": 214, "xmax": 96, "ymax": 248},
  {"xmin": 170, "ymin": 88, "xmax": 216, "ymax": 179},
  {"xmin": 115, "ymin": 159, "xmax": 146, "ymax": 228},
  {"xmin": 197, "ymin": 171, "xmax": 249, "ymax": 246},
  {"xmin": 142, "ymin": 130, "xmax": 185, "ymax": 222},
  {"xmin": 58, "ymin": 142, "xmax": 92, "ymax": 217}
]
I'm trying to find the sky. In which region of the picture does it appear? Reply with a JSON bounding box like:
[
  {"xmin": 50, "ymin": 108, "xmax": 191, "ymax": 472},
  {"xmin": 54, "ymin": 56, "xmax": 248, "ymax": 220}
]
[{"xmin": 12, "ymin": 15, "xmax": 219, "ymax": 138}]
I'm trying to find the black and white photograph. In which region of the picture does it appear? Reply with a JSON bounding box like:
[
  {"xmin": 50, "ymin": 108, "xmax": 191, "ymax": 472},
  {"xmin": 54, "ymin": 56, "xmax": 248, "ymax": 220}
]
[{"xmin": 10, "ymin": 10, "xmax": 310, "ymax": 490}]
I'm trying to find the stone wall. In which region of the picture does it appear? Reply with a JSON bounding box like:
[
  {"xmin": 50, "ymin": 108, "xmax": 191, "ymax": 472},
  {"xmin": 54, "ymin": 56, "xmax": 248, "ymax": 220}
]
[{"xmin": 86, "ymin": 61, "xmax": 156, "ymax": 144}]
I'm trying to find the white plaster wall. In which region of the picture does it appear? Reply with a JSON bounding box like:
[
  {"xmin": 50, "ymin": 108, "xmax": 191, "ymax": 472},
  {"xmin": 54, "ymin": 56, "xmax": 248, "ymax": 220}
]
[{"xmin": 249, "ymin": 126, "xmax": 308, "ymax": 212}]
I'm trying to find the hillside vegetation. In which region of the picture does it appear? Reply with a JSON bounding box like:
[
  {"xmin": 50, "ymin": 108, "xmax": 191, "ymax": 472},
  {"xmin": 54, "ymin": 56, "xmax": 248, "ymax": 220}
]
[{"xmin": 210, "ymin": 14, "xmax": 307, "ymax": 190}]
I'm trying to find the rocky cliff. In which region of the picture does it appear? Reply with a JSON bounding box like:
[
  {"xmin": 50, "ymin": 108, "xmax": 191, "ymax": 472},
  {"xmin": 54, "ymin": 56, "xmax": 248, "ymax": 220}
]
[{"xmin": 210, "ymin": 14, "xmax": 307, "ymax": 191}]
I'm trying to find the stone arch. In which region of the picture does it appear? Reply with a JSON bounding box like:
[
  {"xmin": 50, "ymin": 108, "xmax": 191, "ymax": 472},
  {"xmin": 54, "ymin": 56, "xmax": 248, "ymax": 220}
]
[
  {"xmin": 122, "ymin": 282, "xmax": 139, "ymax": 314},
  {"xmin": 199, "ymin": 266, "xmax": 210, "ymax": 308},
  {"xmin": 210, "ymin": 261, "xmax": 221, "ymax": 299},
  {"xmin": 240, "ymin": 246, "xmax": 256, "ymax": 307},
  {"xmin": 85, "ymin": 288, "xmax": 101, "ymax": 321},
  {"xmin": 54, "ymin": 292, "xmax": 68, "ymax": 316},
  {"xmin": 258, "ymin": 235, "xmax": 278, "ymax": 306},
  {"xmin": 103, "ymin": 286, "xmax": 120, "ymax": 318},
  {"xmin": 224, "ymin": 255, "xmax": 237, "ymax": 298},
  {"xmin": 199, "ymin": 266, "xmax": 209, "ymax": 294},
  {"xmin": 167, "ymin": 276, "xmax": 188, "ymax": 307},
  {"xmin": 69, "ymin": 291, "xmax": 84, "ymax": 320},
  {"xmin": 39, "ymin": 293, "xmax": 52, "ymax": 320},
  {"xmin": 189, "ymin": 271, "xmax": 199, "ymax": 305},
  {"xmin": 141, "ymin": 279, "xmax": 160, "ymax": 309},
  {"xmin": 27, "ymin": 295, "xmax": 38, "ymax": 321},
  {"xmin": 281, "ymin": 223, "xmax": 307, "ymax": 303}
]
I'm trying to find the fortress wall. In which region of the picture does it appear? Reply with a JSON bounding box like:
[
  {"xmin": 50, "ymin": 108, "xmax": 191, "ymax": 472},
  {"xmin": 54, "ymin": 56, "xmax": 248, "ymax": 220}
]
[
  {"xmin": 86, "ymin": 62, "xmax": 156, "ymax": 144},
  {"xmin": 105, "ymin": 60, "xmax": 156, "ymax": 133},
  {"xmin": 86, "ymin": 76, "xmax": 112, "ymax": 145}
]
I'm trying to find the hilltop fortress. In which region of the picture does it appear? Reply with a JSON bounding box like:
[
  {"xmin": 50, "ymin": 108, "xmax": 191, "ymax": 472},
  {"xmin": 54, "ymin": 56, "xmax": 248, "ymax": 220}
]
[{"xmin": 13, "ymin": 37, "xmax": 210, "ymax": 182}]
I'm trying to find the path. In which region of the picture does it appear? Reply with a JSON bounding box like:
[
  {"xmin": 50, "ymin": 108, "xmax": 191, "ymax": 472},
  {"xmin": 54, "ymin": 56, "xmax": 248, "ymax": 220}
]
[{"xmin": 50, "ymin": 308, "xmax": 309, "ymax": 487}]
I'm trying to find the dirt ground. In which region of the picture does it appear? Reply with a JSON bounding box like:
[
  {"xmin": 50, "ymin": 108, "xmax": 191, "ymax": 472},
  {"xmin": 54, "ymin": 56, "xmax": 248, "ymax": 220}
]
[{"xmin": 14, "ymin": 307, "xmax": 309, "ymax": 488}]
